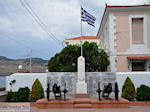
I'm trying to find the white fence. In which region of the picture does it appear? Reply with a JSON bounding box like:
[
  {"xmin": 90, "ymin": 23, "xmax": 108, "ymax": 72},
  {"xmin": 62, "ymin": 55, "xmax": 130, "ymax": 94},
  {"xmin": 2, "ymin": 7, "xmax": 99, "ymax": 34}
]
[{"xmin": 6, "ymin": 72, "xmax": 150, "ymax": 97}]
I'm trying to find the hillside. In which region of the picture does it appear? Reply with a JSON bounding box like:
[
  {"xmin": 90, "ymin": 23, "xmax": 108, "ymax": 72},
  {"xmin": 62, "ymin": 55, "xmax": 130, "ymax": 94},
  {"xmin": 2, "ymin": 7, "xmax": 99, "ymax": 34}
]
[{"xmin": 0, "ymin": 56, "xmax": 48, "ymax": 76}]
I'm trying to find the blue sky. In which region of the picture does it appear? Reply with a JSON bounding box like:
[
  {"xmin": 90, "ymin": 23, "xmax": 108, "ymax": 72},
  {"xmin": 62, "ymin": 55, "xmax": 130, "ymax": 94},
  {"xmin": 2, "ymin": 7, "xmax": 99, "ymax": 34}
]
[{"xmin": 0, "ymin": 0, "xmax": 148, "ymax": 60}]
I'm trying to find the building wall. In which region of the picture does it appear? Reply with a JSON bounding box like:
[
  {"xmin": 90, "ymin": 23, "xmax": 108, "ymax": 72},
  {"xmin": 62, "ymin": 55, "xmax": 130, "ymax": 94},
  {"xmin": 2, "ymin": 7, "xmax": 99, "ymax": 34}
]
[
  {"xmin": 64, "ymin": 39, "xmax": 100, "ymax": 47},
  {"xmin": 116, "ymin": 56, "xmax": 129, "ymax": 72},
  {"xmin": 98, "ymin": 13, "xmax": 116, "ymax": 72},
  {"xmin": 99, "ymin": 16, "xmax": 109, "ymax": 51},
  {"xmin": 114, "ymin": 12, "xmax": 130, "ymax": 53},
  {"xmin": 100, "ymin": 18, "xmax": 109, "ymax": 51},
  {"xmin": 108, "ymin": 13, "xmax": 117, "ymax": 72},
  {"xmin": 114, "ymin": 11, "xmax": 150, "ymax": 53},
  {"xmin": 113, "ymin": 11, "xmax": 150, "ymax": 72}
]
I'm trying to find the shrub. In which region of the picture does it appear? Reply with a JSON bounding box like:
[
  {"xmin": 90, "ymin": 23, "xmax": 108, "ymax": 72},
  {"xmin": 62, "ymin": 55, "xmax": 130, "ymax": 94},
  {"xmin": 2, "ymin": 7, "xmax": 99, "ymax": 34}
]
[
  {"xmin": 29, "ymin": 78, "xmax": 44, "ymax": 101},
  {"xmin": 136, "ymin": 85, "xmax": 150, "ymax": 101},
  {"xmin": 7, "ymin": 91, "xmax": 15, "ymax": 102},
  {"xmin": 7, "ymin": 87, "xmax": 30, "ymax": 102},
  {"xmin": 121, "ymin": 76, "xmax": 135, "ymax": 101},
  {"xmin": 17, "ymin": 87, "xmax": 30, "ymax": 102}
]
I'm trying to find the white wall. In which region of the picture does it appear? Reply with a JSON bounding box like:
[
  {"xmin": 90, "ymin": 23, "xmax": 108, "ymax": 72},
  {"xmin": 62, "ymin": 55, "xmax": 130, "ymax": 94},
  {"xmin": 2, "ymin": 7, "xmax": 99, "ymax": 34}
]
[
  {"xmin": 116, "ymin": 72, "xmax": 150, "ymax": 96},
  {"xmin": 6, "ymin": 72, "xmax": 150, "ymax": 97},
  {"xmin": 6, "ymin": 73, "xmax": 47, "ymax": 96}
]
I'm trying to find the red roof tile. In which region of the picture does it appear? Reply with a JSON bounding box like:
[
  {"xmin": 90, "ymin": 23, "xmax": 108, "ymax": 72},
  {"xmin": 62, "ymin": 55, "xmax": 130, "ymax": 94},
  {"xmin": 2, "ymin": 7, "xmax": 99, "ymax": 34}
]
[
  {"xmin": 106, "ymin": 4, "xmax": 150, "ymax": 8},
  {"xmin": 66, "ymin": 36, "xmax": 99, "ymax": 40}
]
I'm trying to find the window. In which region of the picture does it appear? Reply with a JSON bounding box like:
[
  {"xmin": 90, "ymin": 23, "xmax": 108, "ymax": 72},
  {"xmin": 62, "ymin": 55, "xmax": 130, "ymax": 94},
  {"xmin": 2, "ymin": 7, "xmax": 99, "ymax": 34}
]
[
  {"xmin": 132, "ymin": 60, "xmax": 146, "ymax": 71},
  {"xmin": 132, "ymin": 18, "xmax": 144, "ymax": 44}
]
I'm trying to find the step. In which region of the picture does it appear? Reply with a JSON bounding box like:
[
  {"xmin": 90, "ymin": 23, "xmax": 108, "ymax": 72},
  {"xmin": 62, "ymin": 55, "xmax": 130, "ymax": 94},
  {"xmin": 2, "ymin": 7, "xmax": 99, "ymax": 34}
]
[
  {"xmin": 74, "ymin": 99, "xmax": 91, "ymax": 104},
  {"xmin": 75, "ymin": 94, "xmax": 89, "ymax": 98},
  {"xmin": 74, "ymin": 104, "xmax": 92, "ymax": 108}
]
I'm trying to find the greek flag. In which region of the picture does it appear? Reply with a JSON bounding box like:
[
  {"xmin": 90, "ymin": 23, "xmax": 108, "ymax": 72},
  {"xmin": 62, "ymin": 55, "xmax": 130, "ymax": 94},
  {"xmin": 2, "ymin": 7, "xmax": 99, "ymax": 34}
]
[{"xmin": 81, "ymin": 7, "xmax": 96, "ymax": 27}]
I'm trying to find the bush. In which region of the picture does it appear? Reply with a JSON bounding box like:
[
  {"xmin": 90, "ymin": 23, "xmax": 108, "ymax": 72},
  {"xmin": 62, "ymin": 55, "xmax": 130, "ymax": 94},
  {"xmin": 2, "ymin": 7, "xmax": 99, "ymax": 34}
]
[
  {"xmin": 17, "ymin": 87, "xmax": 30, "ymax": 101},
  {"xmin": 29, "ymin": 78, "xmax": 44, "ymax": 101},
  {"xmin": 7, "ymin": 87, "xmax": 30, "ymax": 102},
  {"xmin": 7, "ymin": 91, "xmax": 15, "ymax": 102},
  {"xmin": 136, "ymin": 85, "xmax": 150, "ymax": 101},
  {"xmin": 121, "ymin": 76, "xmax": 135, "ymax": 101}
]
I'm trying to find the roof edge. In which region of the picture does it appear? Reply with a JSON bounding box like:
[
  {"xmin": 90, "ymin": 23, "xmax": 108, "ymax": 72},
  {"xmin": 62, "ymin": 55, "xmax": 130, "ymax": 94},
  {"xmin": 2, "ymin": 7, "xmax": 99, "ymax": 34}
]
[{"xmin": 65, "ymin": 36, "xmax": 99, "ymax": 40}]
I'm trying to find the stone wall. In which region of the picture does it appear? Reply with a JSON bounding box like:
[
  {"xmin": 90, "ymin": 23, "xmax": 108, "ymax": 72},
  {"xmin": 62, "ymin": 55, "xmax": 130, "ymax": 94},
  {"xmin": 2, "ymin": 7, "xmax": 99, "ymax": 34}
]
[{"xmin": 47, "ymin": 72, "xmax": 116, "ymax": 97}]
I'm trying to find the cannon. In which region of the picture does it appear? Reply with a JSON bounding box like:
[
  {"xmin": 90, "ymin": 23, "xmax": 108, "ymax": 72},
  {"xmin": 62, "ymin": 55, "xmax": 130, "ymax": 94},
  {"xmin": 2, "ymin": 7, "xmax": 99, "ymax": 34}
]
[
  {"xmin": 45, "ymin": 83, "xmax": 68, "ymax": 101},
  {"xmin": 97, "ymin": 82, "xmax": 119, "ymax": 101}
]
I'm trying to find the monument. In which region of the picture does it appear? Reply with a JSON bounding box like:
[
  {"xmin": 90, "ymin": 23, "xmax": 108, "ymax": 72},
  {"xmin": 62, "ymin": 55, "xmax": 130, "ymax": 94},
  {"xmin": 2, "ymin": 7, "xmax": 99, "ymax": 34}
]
[{"xmin": 76, "ymin": 56, "xmax": 87, "ymax": 94}]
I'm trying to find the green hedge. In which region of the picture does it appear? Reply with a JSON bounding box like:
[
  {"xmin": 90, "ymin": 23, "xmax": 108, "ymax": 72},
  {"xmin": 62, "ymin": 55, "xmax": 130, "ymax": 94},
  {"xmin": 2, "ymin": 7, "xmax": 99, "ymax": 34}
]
[
  {"xmin": 121, "ymin": 76, "xmax": 135, "ymax": 101},
  {"xmin": 136, "ymin": 85, "xmax": 150, "ymax": 101},
  {"xmin": 7, "ymin": 87, "xmax": 30, "ymax": 102}
]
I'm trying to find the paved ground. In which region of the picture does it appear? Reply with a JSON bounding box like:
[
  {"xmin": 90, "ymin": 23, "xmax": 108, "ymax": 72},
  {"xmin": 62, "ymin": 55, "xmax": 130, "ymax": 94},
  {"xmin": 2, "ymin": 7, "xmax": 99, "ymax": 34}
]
[{"xmin": 31, "ymin": 106, "xmax": 150, "ymax": 112}]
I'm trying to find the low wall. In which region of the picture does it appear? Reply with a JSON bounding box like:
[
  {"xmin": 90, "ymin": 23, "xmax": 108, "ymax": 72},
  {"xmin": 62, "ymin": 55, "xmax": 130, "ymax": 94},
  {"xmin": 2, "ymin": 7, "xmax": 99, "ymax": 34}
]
[
  {"xmin": 6, "ymin": 72, "xmax": 150, "ymax": 97},
  {"xmin": 6, "ymin": 73, "xmax": 47, "ymax": 96}
]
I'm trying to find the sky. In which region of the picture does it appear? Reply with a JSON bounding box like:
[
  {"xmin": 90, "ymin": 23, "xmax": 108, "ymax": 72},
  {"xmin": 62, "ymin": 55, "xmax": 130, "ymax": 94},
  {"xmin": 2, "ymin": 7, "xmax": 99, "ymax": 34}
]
[{"xmin": 0, "ymin": 0, "xmax": 149, "ymax": 60}]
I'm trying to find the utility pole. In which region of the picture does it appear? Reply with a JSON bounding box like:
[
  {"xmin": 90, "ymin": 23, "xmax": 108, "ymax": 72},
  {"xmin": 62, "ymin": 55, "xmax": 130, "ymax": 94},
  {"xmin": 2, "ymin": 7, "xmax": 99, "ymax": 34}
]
[
  {"xmin": 29, "ymin": 49, "xmax": 32, "ymax": 73},
  {"xmin": 19, "ymin": 49, "xmax": 32, "ymax": 73}
]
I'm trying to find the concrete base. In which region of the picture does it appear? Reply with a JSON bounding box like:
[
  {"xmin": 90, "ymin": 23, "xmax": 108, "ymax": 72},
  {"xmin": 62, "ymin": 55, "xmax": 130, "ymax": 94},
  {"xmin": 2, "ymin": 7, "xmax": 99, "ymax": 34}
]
[
  {"xmin": 36, "ymin": 97, "xmax": 129, "ymax": 109},
  {"xmin": 76, "ymin": 82, "xmax": 87, "ymax": 93}
]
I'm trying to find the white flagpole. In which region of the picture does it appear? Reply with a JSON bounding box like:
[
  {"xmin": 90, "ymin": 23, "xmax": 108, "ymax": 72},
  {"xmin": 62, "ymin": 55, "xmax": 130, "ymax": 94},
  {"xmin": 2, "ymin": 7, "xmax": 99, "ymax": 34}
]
[{"xmin": 80, "ymin": 6, "xmax": 83, "ymax": 56}]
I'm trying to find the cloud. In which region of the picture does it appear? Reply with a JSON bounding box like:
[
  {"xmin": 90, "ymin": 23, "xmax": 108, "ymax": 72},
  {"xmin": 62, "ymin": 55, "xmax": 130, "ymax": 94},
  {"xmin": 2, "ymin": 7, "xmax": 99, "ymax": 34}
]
[
  {"xmin": 1, "ymin": 0, "xmax": 147, "ymax": 41},
  {"xmin": 0, "ymin": 17, "xmax": 12, "ymax": 29},
  {"xmin": 0, "ymin": 0, "xmax": 149, "ymax": 59},
  {"xmin": 0, "ymin": 0, "xmax": 82, "ymax": 41}
]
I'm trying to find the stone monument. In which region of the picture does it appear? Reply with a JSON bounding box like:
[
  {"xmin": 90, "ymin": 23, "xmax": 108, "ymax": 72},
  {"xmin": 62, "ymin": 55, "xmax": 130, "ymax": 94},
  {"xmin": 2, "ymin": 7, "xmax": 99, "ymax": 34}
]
[{"xmin": 76, "ymin": 56, "xmax": 87, "ymax": 93}]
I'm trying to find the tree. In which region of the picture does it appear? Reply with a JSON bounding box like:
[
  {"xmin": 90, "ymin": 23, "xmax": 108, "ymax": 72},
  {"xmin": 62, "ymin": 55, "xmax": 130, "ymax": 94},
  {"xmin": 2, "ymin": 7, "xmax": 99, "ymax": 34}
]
[
  {"xmin": 121, "ymin": 76, "xmax": 135, "ymax": 101},
  {"xmin": 48, "ymin": 41, "xmax": 110, "ymax": 72},
  {"xmin": 29, "ymin": 78, "xmax": 44, "ymax": 101}
]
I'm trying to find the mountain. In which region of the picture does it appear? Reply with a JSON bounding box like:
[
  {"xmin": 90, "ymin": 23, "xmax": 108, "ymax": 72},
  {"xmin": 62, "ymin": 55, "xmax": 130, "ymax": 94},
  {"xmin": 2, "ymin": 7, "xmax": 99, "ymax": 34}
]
[
  {"xmin": 0, "ymin": 56, "xmax": 48, "ymax": 76},
  {"xmin": 0, "ymin": 56, "xmax": 11, "ymax": 61}
]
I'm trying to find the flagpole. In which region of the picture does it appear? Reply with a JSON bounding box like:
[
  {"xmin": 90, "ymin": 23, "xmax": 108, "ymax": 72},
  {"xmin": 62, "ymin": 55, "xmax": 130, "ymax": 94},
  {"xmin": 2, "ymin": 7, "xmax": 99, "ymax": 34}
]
[{"xmin": 80, "ymin": 6, "xmax": 83, "ymax": 56}]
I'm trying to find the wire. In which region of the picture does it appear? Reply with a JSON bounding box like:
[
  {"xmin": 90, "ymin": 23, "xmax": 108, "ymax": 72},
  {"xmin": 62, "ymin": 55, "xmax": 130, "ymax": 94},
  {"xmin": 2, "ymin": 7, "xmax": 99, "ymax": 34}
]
[
  {"xmin": 0, "ymin": 32, "xmax": 50, "ymax": 58},
  {"xmin": 24, "ymin": 0, "xmax": 61, "ymax": 43},
  {"xmin": 20, "ymin": 0, "xmax": 60, "ymax": 44},
  {"xmin": 20, "ymin": 0, "xmax": 61, "ymax": 45}
]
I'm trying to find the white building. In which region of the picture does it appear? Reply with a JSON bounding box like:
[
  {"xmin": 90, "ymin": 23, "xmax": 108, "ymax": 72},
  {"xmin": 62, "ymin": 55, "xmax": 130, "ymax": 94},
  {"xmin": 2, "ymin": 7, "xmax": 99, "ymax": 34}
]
[
  {"xmin": 64, "ymin": 36, "xmax": 100, "ymax": 47},
  {"xmin": 97, "ymin": 4, "xmax": 150, "ymax": 72}
]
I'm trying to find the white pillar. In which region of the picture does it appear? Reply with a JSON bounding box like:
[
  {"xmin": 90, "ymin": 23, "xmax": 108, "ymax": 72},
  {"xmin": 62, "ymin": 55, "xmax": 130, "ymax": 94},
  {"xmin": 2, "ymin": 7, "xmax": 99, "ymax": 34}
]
[{"xmin": 76, "ymin": 56, "xmax": 87, "ymax": 93}]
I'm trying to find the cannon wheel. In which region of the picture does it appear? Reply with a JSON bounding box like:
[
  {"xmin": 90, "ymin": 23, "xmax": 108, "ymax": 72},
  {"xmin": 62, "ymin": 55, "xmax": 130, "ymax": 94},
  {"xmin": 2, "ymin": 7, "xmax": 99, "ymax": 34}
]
[{"xmin": 114, "ymin": 82, "xmax": 119, "ymax": 101}]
